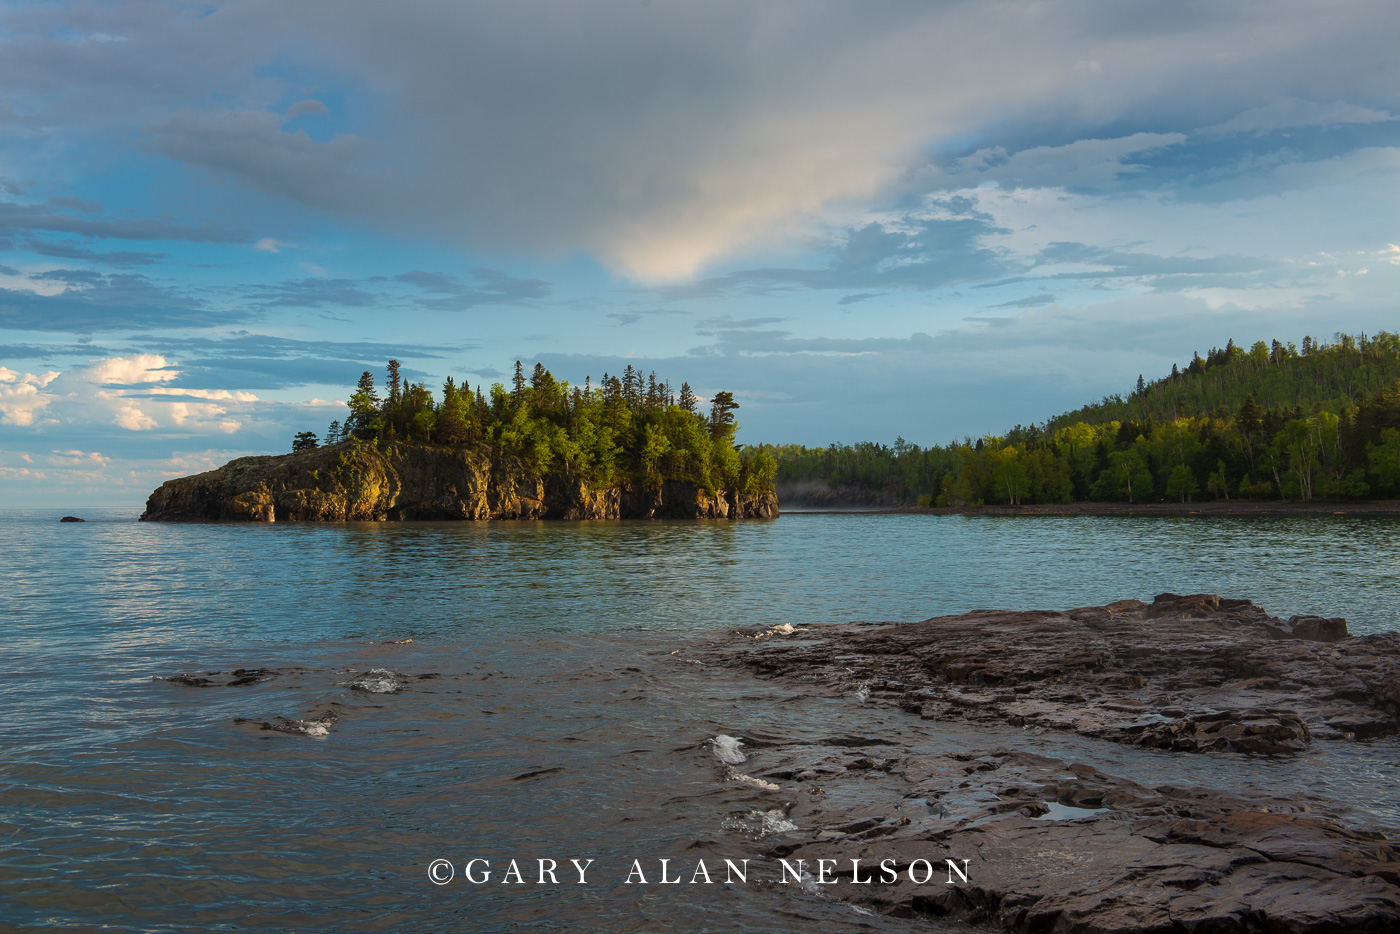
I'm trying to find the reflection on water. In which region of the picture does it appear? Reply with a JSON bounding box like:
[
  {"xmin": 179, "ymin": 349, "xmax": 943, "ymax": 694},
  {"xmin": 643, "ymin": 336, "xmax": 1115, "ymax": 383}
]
[{"xmin": 2, "ymin": 508, "xmax": 1398, "ymax": 931}]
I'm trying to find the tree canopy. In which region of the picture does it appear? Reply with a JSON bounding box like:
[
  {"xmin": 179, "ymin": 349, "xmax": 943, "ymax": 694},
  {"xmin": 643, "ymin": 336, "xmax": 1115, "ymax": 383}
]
[
  {"xmin": 763, "ymin": 331, "xmax": 1400, "ymax": 505},
  {"xmin": 298, "ymin": 360, "xmax": 775, "ymax": 495}
]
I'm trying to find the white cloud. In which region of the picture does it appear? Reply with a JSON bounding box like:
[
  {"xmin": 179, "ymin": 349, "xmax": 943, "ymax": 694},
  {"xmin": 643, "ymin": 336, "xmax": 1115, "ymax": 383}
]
[
  {"xmin": 113, "ymin": 402, "xmax": 157, "ymax": 431},
  {"xmin": 254, "ymin": 237, "xmax": 283, "ymax": 252},
  {"xmin": 0, "ymin": 368, "xmax": 59, "ymax": 426},
  {"xmin": 1201, "ymin": 98, "xmax": 1397, "ymax": 136},
  {"xmin": 284, "ymin": 99, "xmax": 328, "ymax": 118},
  {"xmin": 11, "ymin": 1, "xmax": 1389, "ymax": 282},
  {"xmin": 49, "ymin": 449, "xmax": 110, "ymax": 467},
  {"xmin": 0, "ymin": 356, "xmax": 265, "ymax": 436},
  {"xmin": 85, "ymin": 354, "xmax": 179, "ymax": 385},
  {"xmin": 948, "ymin": 133, "xmax": 1187, "ymax": 189}
]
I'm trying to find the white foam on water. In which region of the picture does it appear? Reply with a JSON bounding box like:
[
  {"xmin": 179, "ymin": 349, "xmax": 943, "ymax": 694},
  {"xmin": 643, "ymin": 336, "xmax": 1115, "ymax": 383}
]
[
  {"xmin": 729, "ymin": 772, "xmax": 780, "ymax": 791},
  {"xmin": 754, "ymin": 622, "xmax": 808, "ymax": 639},
  {"xmin": 711, "ymin": 734, "xmax": 746, "ymax": 764},
  {"xmin": 853, "ymin": 682, "xmax": 871, "ymax": 704},
  {"xmin": 721, "ymin": 808, "xmax": 797, "ymax": 836},
  {"xmin": 266, "ymin": 715, "xmax": 337, "ymax": 738},
  {"xmin": 342, "ymin": 668, "xmax": 402, "ymax": 694},
  {"xmin": 755, "ymin": 808, "xmax": 797, "ymax": 834}
]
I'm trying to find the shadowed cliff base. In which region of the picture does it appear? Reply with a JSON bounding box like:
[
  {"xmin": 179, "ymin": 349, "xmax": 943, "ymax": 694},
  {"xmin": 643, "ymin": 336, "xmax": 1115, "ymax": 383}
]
[
  {"xmin": 779, "ymin": 498, "xmax": 1400, "ymax": 515},
  {"xmin": 910, "ymin": 501, "xmax": 1400, "ymax": 516},
  {"xmin": 141, "ymin": 441, "xmax": 778, "ymax": 522},
  {"xmin": 686, "ymin": 594, "xmax": 1400, "ymax": 931}
]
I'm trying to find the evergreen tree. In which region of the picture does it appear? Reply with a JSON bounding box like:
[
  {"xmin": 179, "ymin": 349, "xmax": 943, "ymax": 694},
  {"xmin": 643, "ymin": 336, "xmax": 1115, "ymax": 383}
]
[
  {"xmin": 292, "ymin": 431, "xmax": 319, "ymax": 453},
  {"xmin": 679, "ymin": 382, "xmax": 697, "ymax": 414},
  {"xmin": 709, "ymin": 391, "xmax": 739, "ymax": 439},
  {"xmin": 346, "ymin": 371, "xmax": 379, "ymax": 439},
  {"xmin": 387, "ymin": 359, "xmax": 403, "ymax": 404}
]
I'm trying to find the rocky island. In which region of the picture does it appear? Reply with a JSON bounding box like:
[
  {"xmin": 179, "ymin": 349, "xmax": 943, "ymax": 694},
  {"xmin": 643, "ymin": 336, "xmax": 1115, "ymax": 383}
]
[
  {"xmin": 141, "ymin": 440, "xmax": 778, "ymax": 521},
  {"xmin": 688, "ymin": 594, "xmax": 1400, "ymax": 931},
  {"xmin": 142, "ymin": 359, "xmax": 779, "ymax": 522}
]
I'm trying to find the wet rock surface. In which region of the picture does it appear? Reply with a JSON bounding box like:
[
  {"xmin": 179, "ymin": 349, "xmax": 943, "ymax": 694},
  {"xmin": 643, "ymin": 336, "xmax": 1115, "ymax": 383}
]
[
  {"xmin": 692, "ymin": 598, "xmax": 1400, "ymax": 930},
  {"xmin": 711, "ymin": 593, "xmax": 1400, "ymax": 751},
  {"xmin": 140, "ymin": 439, "xmax": 779, "ymax": 522},
  {"xmin": 707, "ymin": 737, "xmax": 1400, "ymax": 933}
]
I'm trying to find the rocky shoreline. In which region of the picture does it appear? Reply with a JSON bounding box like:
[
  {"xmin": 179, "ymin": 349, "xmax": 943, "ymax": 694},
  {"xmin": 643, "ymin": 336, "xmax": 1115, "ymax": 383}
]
[
  {"xmin": 140, "ymin": 440, "xmax": 778, "ymax": 522},
  {"xmin": 914, "ymin": 501, "xmax": 1400, "ymax": 517},
  {"xmin": 692, "ymin": 595, "xmax": 1400, "ymax": 931}
]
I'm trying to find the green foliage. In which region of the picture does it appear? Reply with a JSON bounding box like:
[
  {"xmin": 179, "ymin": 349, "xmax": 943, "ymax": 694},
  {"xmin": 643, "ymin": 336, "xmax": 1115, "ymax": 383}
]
[
  {"xmin": 768, "ymin": 331, "xmax": 1400, "ymax": 505},
  {"xmin": 308, "ymin": 360, "xmax": 770, "ymax": 493},
  {"xmin": 291, "ymin": 431, "xmax": 319, "ymax": 453}
]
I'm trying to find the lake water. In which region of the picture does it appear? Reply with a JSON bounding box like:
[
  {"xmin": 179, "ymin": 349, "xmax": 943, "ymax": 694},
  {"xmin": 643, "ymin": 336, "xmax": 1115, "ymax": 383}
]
[{"xmin": 4, "ymin": 509, "xmax": 1398, "ymax": 932}]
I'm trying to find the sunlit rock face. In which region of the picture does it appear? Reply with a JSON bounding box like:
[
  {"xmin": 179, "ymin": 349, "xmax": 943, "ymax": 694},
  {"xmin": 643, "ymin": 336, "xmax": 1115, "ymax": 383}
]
[{"xmin": 139, "ymin": 441, "xmax": 779, "ymax": 522}]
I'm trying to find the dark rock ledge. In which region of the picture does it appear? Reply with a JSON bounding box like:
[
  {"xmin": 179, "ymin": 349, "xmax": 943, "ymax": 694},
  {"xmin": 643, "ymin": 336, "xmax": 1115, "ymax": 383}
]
[
  {"xmin": 716, "ymin": 593, "xmax": 1400, "ymax": 753},
  {"xmin": 713, "ymin": 742, "xmax": 1400, "ymax": 933},
  {"xmin": 695, "ymin": 594, "xmax": 1400, "ymax": 931}
]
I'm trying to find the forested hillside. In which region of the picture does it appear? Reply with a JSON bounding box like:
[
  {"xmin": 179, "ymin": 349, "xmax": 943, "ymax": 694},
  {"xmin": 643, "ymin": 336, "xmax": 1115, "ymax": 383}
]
[
  {"xmin": 1046, "ymin": 333, "xmax": 1400, "ymax": 432},
  {"xmin": 766, "ymin": 331, "xmax": 1400, "ymax": 506},
  {"xmin": 295, "ymin": 360, "xmax": 776, "ymax": 495}
]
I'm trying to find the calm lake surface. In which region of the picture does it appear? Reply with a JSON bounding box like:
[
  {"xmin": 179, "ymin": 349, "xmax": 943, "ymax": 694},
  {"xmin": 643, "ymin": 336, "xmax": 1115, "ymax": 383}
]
[{"xmin": 4, "ymin": 509, "xmax": 1398, "ymax": 932}]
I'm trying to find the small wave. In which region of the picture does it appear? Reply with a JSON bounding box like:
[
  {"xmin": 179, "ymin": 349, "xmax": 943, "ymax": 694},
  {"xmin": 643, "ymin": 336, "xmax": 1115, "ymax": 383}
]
[
  {"xmin": 341, "ymin": 668, "xmax": 402, "ymax": 694},
  {"xmin": 710, "ymin": 734, "xmax": 746, "ymax": 765},
  {"xmin": 753, "ymin": 622, "xmax": 808, "ymax": 640},
  {"xmin": 723, "ymin": 808, "xmax": 798, "ymax": 836}
]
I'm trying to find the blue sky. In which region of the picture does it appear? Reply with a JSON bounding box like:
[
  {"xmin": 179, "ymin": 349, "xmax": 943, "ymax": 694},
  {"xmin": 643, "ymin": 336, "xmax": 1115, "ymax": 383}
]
[{"xmin": 2, "ymin": 0, "xmax": 1398, "ymax": 506}]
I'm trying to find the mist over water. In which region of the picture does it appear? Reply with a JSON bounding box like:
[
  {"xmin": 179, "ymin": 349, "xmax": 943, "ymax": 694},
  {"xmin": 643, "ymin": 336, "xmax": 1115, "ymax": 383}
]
[{"xmin": 4, "ymin": 510, "xmax": 1398, "ymax": 931}]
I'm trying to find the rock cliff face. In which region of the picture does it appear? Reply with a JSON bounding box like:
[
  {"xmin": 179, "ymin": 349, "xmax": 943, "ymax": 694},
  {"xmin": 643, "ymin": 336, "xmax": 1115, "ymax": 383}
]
[{"xmin": 140, "ymin": 441, "xmax": 779, "ymax": 522}]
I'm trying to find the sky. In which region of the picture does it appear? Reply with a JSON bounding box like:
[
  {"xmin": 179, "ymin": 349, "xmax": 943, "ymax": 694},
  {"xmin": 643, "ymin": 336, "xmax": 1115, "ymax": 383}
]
[{"xmin": 1, "ymin": 0, "xmax": 1399, "ymax": 506}]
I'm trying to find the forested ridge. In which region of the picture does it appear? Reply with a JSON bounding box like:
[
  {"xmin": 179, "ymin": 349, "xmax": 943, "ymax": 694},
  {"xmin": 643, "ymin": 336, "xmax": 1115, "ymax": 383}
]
[
  {"xmin": 294, "ymin": 360, "xmax": 776, "ymax": 495},
  {"xmin": 764, "ymin": 331, "xmax": 1400, "ymax": 506}
]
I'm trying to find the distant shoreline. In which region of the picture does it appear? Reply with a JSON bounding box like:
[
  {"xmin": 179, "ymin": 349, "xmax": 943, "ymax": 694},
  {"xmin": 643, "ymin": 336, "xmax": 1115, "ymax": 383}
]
[{"xmin": 782, "ymin": 500, "xmax": 1400, "ymax": 516}]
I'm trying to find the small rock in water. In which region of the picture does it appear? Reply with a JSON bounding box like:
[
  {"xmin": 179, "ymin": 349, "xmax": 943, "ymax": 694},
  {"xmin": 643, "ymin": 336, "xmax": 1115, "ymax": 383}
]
[
  {"xmin": 159, "ymin": 669, "xmax": 278, "ymax": 688},
  {"xmin": 59, "ymin": 516, "xmax": 85, "ymax": 522},
  {"xmin": 258, "ymin": 714, "xmax": 337, "ymax": 738},
  {"xmin": 162, "ymin": 674, "xmax": 215, "ymax": 687}
]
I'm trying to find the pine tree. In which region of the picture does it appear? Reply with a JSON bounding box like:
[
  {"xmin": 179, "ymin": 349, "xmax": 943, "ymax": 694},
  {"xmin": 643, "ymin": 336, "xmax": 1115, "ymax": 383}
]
[
  {"xmin": 679, "ymin": 382, "xmax": 697, "ymax": 414},
  {"xmin": 387, "ymin": 359, "xmax": 402, "ymax": 404},
  {"xmin": 622, "ymin": 365, "xmax": 638, "ymax": 409},
  {"xmin": 326, "ymin": 419, "xmax": 342, "ymax": 444},
  {"xmin": 709, "ymin": 391, "xmax": 739, "ymax": 439},
  {"xmin": 512, "ymin": 360, "xmax": 526, "ymax": 404},
  {"xmin": 346, "ymin": 371, "xmax": 380, "ymax": 439},
  {"xmin": 292, "ymin": 431, "xmax": 319, "ymax": 453}
]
